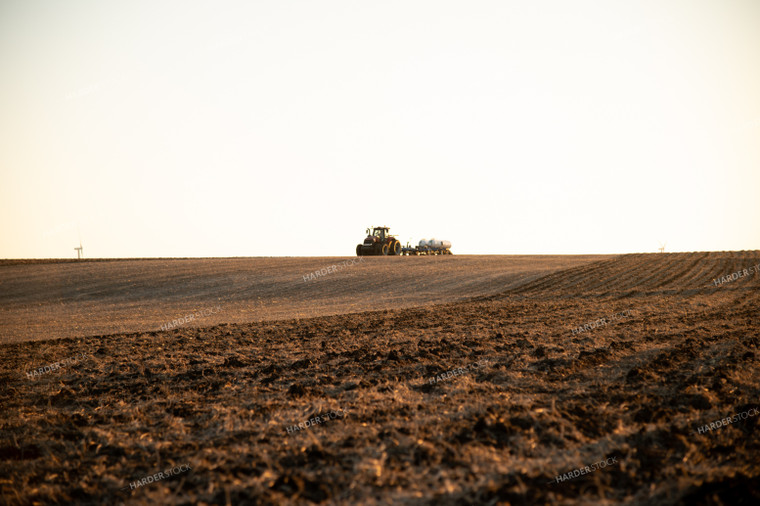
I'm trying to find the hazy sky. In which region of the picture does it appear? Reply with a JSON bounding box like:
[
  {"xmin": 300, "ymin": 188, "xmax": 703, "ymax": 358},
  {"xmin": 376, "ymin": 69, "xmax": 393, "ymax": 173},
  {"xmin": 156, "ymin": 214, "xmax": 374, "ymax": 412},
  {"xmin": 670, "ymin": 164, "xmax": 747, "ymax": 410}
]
[{"xmin": 1, "ymin": 0, "xmax": 758, "ymax": 257}]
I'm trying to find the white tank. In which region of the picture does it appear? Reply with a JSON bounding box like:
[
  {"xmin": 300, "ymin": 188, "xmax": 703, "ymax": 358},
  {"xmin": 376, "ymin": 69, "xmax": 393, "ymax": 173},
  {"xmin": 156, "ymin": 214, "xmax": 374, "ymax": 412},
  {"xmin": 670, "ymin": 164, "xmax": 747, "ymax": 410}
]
[
  {"xmin": 428, "ymin": 239, "xmax": 451, "ymax": 249},
  {"xmin": 418, "ymin": 239, "xmax": 428, "ymax": 247}
]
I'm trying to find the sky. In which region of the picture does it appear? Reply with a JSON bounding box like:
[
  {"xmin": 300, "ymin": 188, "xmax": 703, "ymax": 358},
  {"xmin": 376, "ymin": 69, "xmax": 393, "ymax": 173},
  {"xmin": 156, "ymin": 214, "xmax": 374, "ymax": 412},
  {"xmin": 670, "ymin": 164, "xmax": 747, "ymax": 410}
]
[{"xmin": 1, "ymin": 0, "xmax": 758, "ymax": 257}]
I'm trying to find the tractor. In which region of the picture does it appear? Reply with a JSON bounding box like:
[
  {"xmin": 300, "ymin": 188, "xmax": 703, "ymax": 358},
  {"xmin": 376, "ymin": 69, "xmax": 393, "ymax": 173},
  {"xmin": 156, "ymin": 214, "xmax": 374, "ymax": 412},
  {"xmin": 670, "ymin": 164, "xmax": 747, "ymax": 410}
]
[{"xmin": 356, "ymin": 226, "xmax": 402, "ymax": 256}]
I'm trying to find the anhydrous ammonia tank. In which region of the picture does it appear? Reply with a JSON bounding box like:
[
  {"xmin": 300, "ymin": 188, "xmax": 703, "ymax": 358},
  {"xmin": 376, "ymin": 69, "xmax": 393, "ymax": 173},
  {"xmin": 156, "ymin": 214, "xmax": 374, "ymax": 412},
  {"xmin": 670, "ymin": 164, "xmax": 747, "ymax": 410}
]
[
  {"xmin": 428, "ymin": 239, "xmax": 452, "ymax": 249},
  {"xmin": 418, "ymin": 239, "xmax": 428, "ymax": 247}
]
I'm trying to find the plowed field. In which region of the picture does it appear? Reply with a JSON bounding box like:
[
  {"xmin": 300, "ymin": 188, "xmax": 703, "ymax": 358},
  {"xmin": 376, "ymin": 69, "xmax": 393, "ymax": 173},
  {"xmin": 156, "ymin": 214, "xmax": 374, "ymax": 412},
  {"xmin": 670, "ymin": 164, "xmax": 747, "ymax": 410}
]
[
  {"xmin": 1, "ymin": 252, "xmax": 759, "ymax": 505},
  {"xmin": 0, "ymin": 255, "xmax": 608, "ymax": 344}
]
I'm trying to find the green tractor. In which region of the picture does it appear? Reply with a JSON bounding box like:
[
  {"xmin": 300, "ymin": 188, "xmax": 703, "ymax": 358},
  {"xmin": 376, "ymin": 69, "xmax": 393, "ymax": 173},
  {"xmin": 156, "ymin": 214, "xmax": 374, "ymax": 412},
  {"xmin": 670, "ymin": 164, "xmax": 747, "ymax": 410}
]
[{"xmin": 356, "ymin": 226, "xmax": 402, "ymax": 256}]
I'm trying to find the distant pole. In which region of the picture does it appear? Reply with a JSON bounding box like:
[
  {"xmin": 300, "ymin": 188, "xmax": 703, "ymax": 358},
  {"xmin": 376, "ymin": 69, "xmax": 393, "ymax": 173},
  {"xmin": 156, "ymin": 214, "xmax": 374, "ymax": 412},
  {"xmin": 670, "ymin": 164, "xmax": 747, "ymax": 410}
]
[{"xmin": 75, "ymin": 224, "xmax": 83, "ymax": 260}]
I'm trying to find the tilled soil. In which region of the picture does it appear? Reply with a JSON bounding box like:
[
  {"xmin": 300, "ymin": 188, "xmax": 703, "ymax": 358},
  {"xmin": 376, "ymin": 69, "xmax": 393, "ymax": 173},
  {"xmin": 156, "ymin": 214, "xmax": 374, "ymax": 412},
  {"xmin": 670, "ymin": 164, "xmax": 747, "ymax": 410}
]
[
  {"xmin": 0, "ymin": 255, "xmax": 609, "ymax": 344},
  {"xmin": 1, "ymin": 252, "xmax": 759, "ymax": 505}
]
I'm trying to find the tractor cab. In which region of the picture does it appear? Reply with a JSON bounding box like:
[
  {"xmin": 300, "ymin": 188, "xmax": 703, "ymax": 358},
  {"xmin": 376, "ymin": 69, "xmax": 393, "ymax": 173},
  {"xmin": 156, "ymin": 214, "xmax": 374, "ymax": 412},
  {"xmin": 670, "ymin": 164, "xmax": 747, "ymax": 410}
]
[
  {"xmin": 372, "ymin": 227, "xmax": 388, "ymax": 240},
  {"xmin": 365, "ymin": 227, "xmax": 389, "ymax": 243},
  {"xmin": 358, "ymin": 226, "xmax": 400, "ymax": 256}
]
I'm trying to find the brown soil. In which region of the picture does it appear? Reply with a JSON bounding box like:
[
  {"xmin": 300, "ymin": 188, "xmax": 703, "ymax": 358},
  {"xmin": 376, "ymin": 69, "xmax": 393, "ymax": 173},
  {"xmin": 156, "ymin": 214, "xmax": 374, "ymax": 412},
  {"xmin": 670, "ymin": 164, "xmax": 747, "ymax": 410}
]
[
  {"xmin": 0, "ymin": 255, "xmax": 609, "ymax": 344},
  {"xmin": 1, "ymin": 252, "xmax": 759, "ymax": 505}
]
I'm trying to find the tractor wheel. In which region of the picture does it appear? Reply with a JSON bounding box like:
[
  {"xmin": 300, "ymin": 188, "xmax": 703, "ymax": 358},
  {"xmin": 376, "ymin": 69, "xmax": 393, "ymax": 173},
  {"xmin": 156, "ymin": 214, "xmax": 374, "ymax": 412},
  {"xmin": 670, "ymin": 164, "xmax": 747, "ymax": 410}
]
[
  {"xmin": 381, "ymin": 243, "xmax": 390, "ymax": 255},
  {"xmin": 391, "ymin": 240, "xmax": 401, "ymax": 255},
  {"xmin": 356, "ymin": 245, "xmax": 362, "ymax": 256}
]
